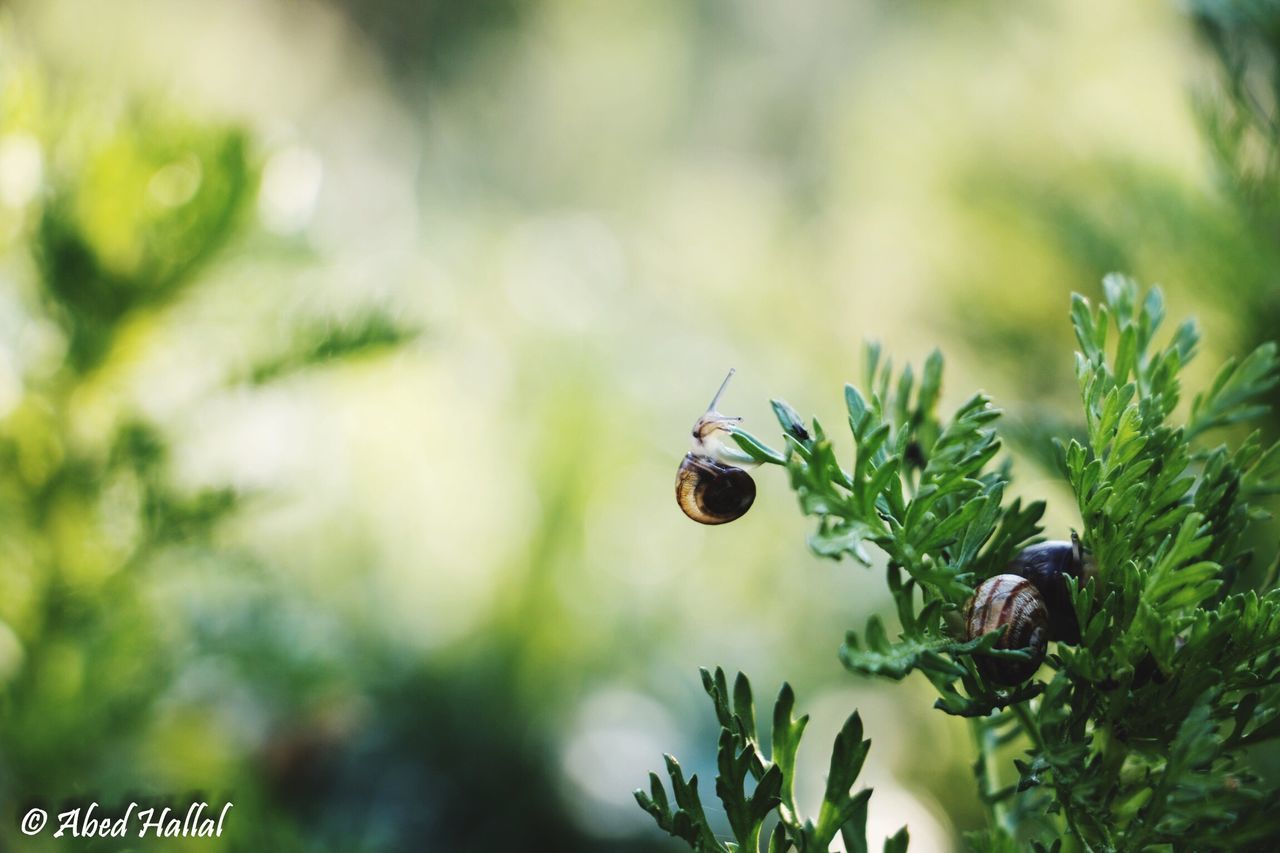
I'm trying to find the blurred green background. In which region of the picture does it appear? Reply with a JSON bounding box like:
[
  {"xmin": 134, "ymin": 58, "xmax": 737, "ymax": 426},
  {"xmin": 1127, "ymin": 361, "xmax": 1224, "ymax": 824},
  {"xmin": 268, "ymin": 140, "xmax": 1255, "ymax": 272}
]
[{"xmin": 0, "ymin": 0, "xmax": 1276, "ymax": 849}]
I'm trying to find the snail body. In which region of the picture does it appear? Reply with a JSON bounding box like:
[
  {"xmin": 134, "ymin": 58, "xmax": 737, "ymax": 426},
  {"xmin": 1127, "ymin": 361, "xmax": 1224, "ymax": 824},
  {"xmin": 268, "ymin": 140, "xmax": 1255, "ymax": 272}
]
[
  {"xmin": 965, "ymin": 574, "xmax": 1050, "ymax": 686},
  {"xmin": 676, "ymin": 369, "xmax": 758, "ymax": 525},
  {"xmin": 1007, "ymin": 533, "xmax": 1096, "ymax": 644}
]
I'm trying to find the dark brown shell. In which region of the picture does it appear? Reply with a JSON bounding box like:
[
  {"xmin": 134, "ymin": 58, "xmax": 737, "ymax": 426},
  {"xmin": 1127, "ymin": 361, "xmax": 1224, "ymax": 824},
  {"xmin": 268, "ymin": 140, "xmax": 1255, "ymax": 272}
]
[
  {"xmin": 965, "ymin": 574, "xmax": 1049, "ymax": 686},
  {"xmin": 1008, "ymin": 536, "xmax": 1094, "ymax": 644},
  {"xmin": 676, "ymin": 453, "xmax": 755, "ymax": 525}
]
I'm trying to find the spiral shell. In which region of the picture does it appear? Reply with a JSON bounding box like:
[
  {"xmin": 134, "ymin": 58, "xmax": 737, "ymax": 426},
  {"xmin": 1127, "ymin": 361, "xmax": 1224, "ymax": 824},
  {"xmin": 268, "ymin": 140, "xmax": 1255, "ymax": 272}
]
[
  {"xmin": 965, "ymin": 574, "xmax": 1049, "ymax": 686},
  {"xmin": 676, "ymin": 453, "xmax": 756, "ymax": 525}
]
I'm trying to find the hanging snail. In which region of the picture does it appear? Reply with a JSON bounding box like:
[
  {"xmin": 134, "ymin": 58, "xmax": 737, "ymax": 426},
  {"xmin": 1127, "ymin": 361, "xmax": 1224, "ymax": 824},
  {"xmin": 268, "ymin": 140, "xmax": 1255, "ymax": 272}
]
[
  {"xmin": 964, "ymin": 533, "xmax": 1097, "ymax": 686},
  {"xmin": 676, "ymin": 369, "xmax": 759, "ymax": 525}
]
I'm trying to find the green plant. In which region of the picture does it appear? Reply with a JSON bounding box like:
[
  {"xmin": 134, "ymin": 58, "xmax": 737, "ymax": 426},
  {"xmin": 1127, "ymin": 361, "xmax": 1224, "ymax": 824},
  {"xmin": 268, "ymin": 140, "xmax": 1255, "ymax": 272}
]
[
  {"xmin": 636, "ymin": 667, "xmax": 908, "ymax": 853},
  {"xmin": 0, "ymin": 45, "xmax": 421, "ymax": 848},
  {"xmin": 639, "ymin": 277, "xmax": 1280, "ymax": 850}
]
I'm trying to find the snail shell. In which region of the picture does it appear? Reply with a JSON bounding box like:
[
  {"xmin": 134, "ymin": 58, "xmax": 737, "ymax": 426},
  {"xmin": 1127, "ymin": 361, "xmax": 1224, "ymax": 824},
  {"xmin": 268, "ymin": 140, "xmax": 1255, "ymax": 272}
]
[
  {"xmin": 965, "ymin": 574, "xmax": 1049, "ymax": 686},
  {"xmin": 1008, "ymin": 533, "xmax": 1096, "ymax": 644},
  {"xmin": 676, "ymin": 454, "xmax": 756, "ymax": 524}
]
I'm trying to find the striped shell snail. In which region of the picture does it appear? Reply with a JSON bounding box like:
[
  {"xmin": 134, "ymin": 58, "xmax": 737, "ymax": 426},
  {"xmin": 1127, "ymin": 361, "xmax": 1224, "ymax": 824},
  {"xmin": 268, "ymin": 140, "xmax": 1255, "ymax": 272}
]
[
  {"xmin": 676, "ymin": 369, "xmax": 758, "ymax": 525},
  {"xmin": 965, "ymin": 574, "xmax": 1050, "ymax": 686},
  {"xmin": 965, "ymin": 535, "xmax": 1097, "ymax": 685}
]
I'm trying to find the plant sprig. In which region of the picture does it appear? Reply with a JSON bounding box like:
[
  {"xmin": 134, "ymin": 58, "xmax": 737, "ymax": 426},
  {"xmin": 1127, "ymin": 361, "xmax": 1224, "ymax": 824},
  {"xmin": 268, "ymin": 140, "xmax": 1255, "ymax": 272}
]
[
  {"xmin": 636, "ymin": 668, "xmax": 908, "ymax": 853},
  {"xmin": 731, "ymin": 340, "xmax": 1046, "ymax": 715}
]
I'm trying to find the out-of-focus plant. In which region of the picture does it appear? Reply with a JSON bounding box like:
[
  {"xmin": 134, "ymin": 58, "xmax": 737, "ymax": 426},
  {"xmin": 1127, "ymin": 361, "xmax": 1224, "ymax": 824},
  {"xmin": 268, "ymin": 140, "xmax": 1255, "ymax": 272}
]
[
  {"xmin": 326, "ymin": 0, "xmax": 524, "ymax": 83},
  {"xmin": 0, "ymin": 16, "xmax": 690, "ymax": 847},
  {"xmin": 950, "ymin": 2, "xmax": 1280, "ymax": 427},
  {"xmin": 0, "ymin": 43, "xmax": 452, "ymax": 849},
  {"xmin": 0, "ymin": 64, "xmax": 258, "ymax": 810},
  {"xmin": 641, "ymin": 278, "xmax": 1280, "ymax": 849},
  {"xmin": 1193, "ymin": 0, "xmax": 1280, "ymax": 234}
]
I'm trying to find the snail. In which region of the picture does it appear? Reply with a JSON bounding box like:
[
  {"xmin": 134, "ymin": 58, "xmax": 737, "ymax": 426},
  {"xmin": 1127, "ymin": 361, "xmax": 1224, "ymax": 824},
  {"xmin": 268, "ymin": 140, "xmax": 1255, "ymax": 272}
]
[
  {"xmin": 965, "ymin": 574, "xmax": 1050, "ymax": 686},
  {"xmin": 1006, "ymin": 533, "xmax": 1096, "ymax": 644},
  {"xmin": 676, "ymin": 369, "xmax": 759, "ymax": 525},
  {"xmin": 964, "ymin": 534, "xmax": 1098, "ymax": 686}
]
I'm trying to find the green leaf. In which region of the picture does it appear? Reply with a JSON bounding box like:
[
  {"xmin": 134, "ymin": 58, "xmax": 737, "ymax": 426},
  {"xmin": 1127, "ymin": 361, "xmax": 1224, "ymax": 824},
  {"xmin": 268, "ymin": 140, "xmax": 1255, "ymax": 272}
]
[
  {"xmin": 812, "ymin": 711, "xmax": 872, "ymax": 845},
  {"xmin": 883, "ymin": 827, "xmax": 910, "ymax": 853},
  {"xmin": 244, "ymin": 311, "xmax": 417, "ymax": 385},
  {"xmin": 1188, "ymin": 342, "xmax": 1280, "ymax": 441},
  {"xmin": 840, "ymin": 616, "xmax": 968, "ymax": 680},
  {"xmin": 772, "ymin": 399, "xmax": 811, "ymax": 443},
  {"xmin": 716, "ymin": 730, "xmax": 769, "ymax": 845},
  {"xmin": 772, "ymin": 682, "xmax": 809, "ymax": 822},
  {"xmin": 635, "ymin": 754, "xmax": 725, "ymax": 851},
  {"xmin": 964, "ymin": 828, "xmax": 1021, "ymax": 853},
  {"xmin": 734, "ymin": 429, "xmax": 789, "ymax": 466}
]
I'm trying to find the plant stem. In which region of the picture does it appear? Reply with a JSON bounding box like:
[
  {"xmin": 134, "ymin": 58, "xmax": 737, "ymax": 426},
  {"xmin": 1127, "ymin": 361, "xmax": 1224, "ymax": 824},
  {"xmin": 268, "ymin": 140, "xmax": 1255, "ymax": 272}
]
[
  {"xmin": 970, "ymin": 716, "xmax": 1012, "ymax": 834},
  {"xmin": 1011, "ymin": 700, "xmax": 1044, "ymax": 752}
]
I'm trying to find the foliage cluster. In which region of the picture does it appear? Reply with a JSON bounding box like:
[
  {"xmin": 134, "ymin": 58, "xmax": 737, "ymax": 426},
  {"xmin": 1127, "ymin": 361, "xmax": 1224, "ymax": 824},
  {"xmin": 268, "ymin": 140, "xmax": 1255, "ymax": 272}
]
[{"xmin": 641, "ymin": 278, "xmax": 1280, "ymax": 850}]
